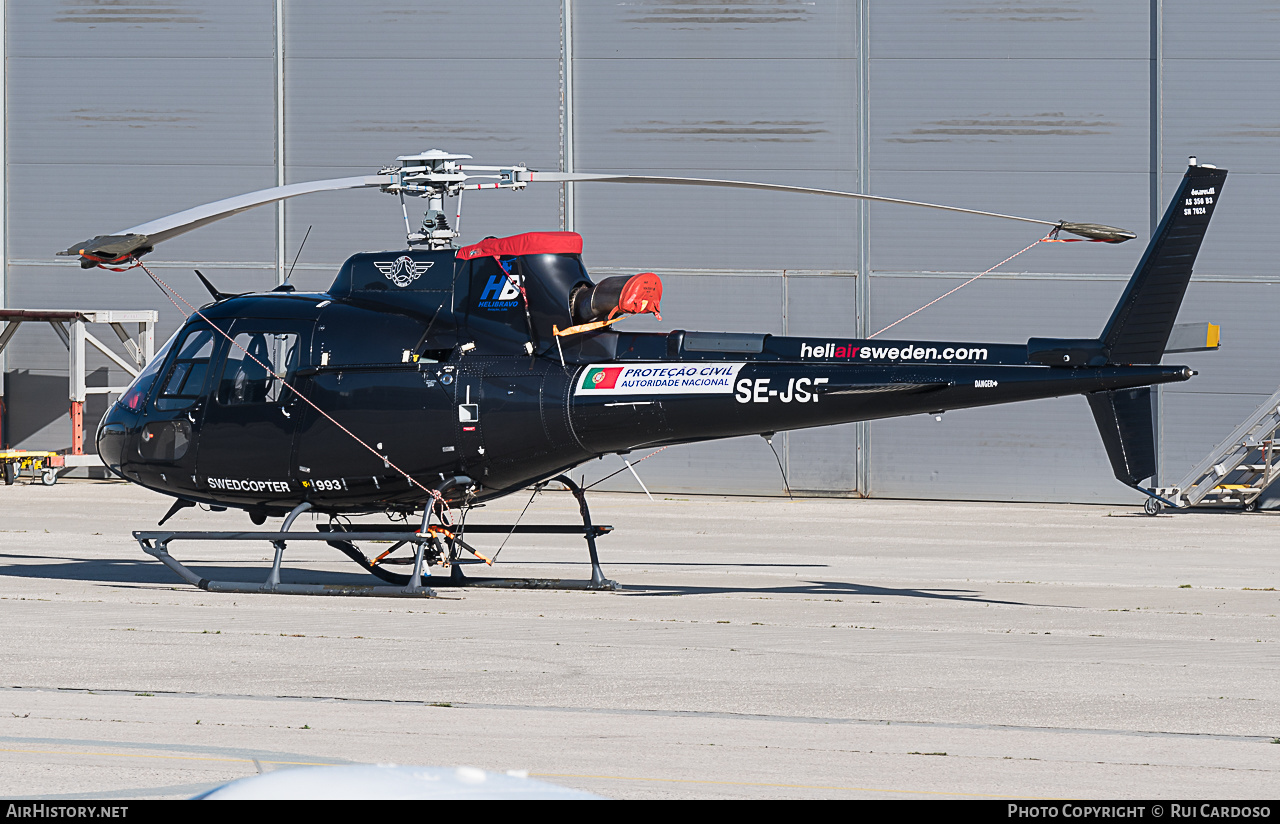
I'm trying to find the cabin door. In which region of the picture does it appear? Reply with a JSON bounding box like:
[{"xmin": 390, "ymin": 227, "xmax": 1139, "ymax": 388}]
[{"xmin": 193, "ymin": 320, "xmax": 312, "ymax": 500}]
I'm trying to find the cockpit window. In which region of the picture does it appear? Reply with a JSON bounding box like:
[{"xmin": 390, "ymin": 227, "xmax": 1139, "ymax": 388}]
[
  {"xmin": 217, "ymin": 331, "xmax": 300, "ymax": 405},
  {"xmin": 117, "ymin": 328, "xmax": 179, "ymax": 412},
  {"xmin": 154, "ymin": 325, "xmax": 215, "ymax": 411}
]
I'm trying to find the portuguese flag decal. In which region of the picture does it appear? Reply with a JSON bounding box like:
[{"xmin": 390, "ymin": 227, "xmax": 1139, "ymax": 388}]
[{"xmin": 581, "ymin": 366, "xmax": 624, "ymax": 391}]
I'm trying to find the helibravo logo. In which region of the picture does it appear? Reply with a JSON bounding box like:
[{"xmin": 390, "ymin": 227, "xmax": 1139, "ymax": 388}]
[
  {"xmin": 800, "ymin": 341, "xmax": 988, "ymax": 362},
  {"xmin": 575, "ymin": 363, "xmax": 745, "ymax": 396},
  {"xmin": 477, "ymin": 274, "xmax": 522, "ymax": 310}
]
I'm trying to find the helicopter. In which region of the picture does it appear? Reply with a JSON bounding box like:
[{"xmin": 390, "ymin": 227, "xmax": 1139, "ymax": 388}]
[{"xmin": 61, "ymin": 150, "xmax": 1226, "ymax": 596}]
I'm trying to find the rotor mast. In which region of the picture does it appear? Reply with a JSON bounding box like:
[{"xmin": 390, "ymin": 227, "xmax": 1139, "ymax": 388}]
[{"xmin": 380, "ymin": 149, "xmax": 531, "ymax": 250}]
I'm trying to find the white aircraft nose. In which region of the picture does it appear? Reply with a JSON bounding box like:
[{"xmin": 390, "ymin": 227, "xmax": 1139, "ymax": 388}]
[{"xmin": 194, "ymin": 764, "xmax": 600, "ymax": 800}]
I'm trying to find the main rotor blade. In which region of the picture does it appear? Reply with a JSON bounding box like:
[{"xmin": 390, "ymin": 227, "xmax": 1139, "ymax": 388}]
[
  {"xmin": 527, "ymin": 171, "xmax": 1135, "ymax": 241},
  {"xmin": 125, "ymin": 175, "xmax": 395, "ymax": 243},
  {"xmin": 61, "ymin": 174, "xmax": 393, "ymax": 266},
  {"xmin": 60, "ymin": 158, "xmax": 1136, "ymax": 270}
]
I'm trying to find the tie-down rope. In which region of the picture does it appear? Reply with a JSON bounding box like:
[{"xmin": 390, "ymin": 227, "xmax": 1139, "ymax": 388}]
[{"xmin": 868, "ymin": 233, "xmax": 1052, "ymax": 339}]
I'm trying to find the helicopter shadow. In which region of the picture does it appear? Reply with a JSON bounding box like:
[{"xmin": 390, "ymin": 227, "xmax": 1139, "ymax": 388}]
[
  {"xmin": 0, "ymin": 551, "xmax": 377, "ymax": 589},
  {"xmin": 0, "ymin": 553, "xmax": 1060, "ymax": 608},
  {"xmin": 618, "ymin": 578, "xmax": 1058, "ymax": 607}
]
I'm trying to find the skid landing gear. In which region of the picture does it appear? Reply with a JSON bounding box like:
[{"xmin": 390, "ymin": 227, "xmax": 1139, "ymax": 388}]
[
  {"xmin": 325, "ymin": 475, "xmax": 619, "ymax": 591},
  {"xmin": 135, "ymin": 484, "xmax": 448, "ymax": 598},
  {"xmin": 135, "ymin": 475, "xmax": 618, "ymax": 597}
]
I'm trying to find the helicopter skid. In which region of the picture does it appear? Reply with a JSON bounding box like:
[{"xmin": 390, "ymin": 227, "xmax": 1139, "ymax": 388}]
[
  {"xmin": 322, "ymin": 522, "xmax": 619, "ymax": 592},
  {"xmin": 136, "ymin": 524, "xmax": 620, "ymax": 595},
  {"xmin": 136, "ymin": 530, "xmax": 438, "ymax": 597},
  {"xmin": 433, "ymin": 551, "xmax": 618, "ymax": 591},
  {"xmin": 427, "ymin": 574, "xmax": 619, "ymax": 592},
  {"xmin": 320, "ymin": 473, "xmax": 620, "ymax": 592},
  {"xmin": 135, "ymin": 475, "xmax": 619, "ymax": 595}
]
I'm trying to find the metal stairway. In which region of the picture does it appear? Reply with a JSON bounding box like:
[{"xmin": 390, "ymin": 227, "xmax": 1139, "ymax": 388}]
[{"xmin": 1153, "ymin": 386, "xmax": 1280, "ymax": 512}]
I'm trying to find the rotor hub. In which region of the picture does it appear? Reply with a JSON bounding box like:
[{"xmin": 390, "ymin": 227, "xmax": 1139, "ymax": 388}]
[{"xmin": 379, "ymin": 149, "xmax": 532, "ymax": 249}]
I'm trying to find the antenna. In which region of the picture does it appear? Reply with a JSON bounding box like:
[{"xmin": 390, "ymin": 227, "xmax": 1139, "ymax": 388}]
[
  {"xmin": 413, "ymin": 302, "xmax": 446, "ymax": 355},
  {"xmin": 283, "ymin": 225, "xmax": 312, "ymax": 288}
]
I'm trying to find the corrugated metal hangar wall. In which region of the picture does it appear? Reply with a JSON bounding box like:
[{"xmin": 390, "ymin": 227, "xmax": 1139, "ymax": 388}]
[{"xmin": 1, "ymin": 1, "xmax": 1277, "ymax": 504}]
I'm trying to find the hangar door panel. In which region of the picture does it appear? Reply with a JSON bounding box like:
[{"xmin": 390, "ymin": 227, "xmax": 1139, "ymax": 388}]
[
  {"xmin": 573, "ymin": 2, "xmax": 860, "ymax": 272},
  {"xmin": 784, "ymin": 275, "xmax": 860, "ymax": 494},
  {"xmin": 867, "ymin": 274, "xmax": 1127, "ymax": 502},
  {"xmin": 579, "ymin": 435, "xmax": 795, "ymax": 498},
  {"xmin": 282, "ymin": 0, "xmax": 563, "ymax": 275},
  {"xmin": 787, "ymin": 425, "xmax": 859, "ymax": 495}
]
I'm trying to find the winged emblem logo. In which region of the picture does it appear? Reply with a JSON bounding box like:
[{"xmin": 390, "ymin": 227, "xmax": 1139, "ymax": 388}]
[{"xmin": 374, "ymin": 256, "xmax": 433, "ymax": 288}]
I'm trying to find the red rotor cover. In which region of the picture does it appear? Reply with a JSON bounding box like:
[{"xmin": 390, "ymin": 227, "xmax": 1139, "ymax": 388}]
[
  {"xmin": 455, "ymin": 231, "xmax": 583, "ymax": 259},
  {"xmin": 618, "ymin": 272, "xmax": 662, "ymax": 320}
]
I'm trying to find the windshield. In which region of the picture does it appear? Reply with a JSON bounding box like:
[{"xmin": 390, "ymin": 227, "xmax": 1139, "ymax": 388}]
[
  {"xmin": 116, "ymin": 328, "xmax": 180, "ymax": 412},
  {"xmin": 154, "ymin": 324, "xmax": 216, "ymax": 411}
]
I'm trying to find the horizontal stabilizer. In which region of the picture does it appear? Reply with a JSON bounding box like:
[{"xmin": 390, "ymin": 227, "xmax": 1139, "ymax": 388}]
[{"xmin": 1165, "ymin": 322, "xmax": 1220, "ymax": 353}]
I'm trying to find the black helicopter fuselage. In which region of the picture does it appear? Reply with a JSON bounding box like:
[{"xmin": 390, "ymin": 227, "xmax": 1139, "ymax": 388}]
[{"xmin": 95, "ymin": 238, "xmax": 1190, "ymax": 516}]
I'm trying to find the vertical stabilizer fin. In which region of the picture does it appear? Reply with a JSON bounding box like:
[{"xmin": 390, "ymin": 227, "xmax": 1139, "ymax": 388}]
[
  {"xmin": 1088, "ymin": 387, "xmax": 1157, "ymax": 486},
  {"xmin": 1100, "ymin": 162, "xmax": 1227, "ymax": 364}
]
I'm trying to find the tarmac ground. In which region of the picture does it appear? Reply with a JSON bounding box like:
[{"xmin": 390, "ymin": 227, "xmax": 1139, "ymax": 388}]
[{"xmin": 0, "ymin": 478, "xmax": 1277, "ymax": 799}]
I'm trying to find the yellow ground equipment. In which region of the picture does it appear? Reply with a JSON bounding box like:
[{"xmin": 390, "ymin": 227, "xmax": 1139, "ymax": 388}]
[{"xmin": 1, "ymin": 450, "xmax": 65, "ymax": 486}]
